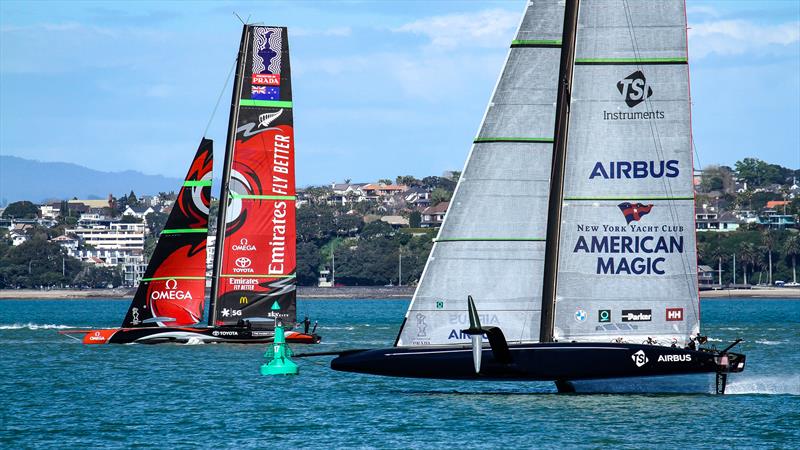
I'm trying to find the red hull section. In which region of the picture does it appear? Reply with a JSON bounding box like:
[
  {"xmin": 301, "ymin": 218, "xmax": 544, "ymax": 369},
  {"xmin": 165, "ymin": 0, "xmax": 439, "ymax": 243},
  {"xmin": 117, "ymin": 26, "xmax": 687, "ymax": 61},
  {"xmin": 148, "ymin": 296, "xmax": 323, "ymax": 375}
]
[{"xmin": 68, "ymin": 327, "xmax": 320, "ymax": 345}]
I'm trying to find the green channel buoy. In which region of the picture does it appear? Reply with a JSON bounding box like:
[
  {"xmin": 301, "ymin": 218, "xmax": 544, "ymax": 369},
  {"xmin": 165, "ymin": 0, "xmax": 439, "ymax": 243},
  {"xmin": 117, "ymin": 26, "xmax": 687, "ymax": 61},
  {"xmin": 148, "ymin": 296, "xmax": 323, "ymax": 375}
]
[{"xmin": 260, "ymin": 303, "xmax": 298, "ymax": 376}]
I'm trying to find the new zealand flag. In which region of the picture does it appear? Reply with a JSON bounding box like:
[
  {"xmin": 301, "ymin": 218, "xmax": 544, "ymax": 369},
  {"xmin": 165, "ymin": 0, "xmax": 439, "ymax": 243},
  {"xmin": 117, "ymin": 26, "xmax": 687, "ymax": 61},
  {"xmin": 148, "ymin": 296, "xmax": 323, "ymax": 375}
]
[
  {"xmin": 617, "ymin": 202, "xmax": 653, "ymax": 224},
  {"xmin": 251, "ymin": 86, "xmax": 280, "ymax": 100}
]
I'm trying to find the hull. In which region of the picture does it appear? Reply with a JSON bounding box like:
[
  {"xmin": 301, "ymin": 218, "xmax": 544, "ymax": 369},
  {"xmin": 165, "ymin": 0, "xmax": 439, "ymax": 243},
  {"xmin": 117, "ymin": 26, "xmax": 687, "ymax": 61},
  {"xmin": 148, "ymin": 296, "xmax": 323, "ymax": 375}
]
[
  {"xmin": 72, "ymin": 327, "xmax": 320, "ymax": 345},
  {"xmin": 331, "ymin": 342, "xmax": 745, "ymax": 393}
]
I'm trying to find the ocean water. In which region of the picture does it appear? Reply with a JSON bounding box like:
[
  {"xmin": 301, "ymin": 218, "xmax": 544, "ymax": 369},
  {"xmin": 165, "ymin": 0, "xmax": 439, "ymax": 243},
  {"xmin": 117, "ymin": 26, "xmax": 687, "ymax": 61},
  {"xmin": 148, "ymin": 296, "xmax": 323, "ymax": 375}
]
[{"xmin": 1, "ymin": 298, "xmax": 798, "ymax": 448}]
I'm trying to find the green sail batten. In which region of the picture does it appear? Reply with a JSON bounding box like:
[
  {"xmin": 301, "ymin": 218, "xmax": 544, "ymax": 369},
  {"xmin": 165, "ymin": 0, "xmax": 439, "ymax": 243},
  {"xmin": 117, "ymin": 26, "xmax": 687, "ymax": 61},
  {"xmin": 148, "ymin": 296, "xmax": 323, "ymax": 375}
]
[
  {"xmin": 239, "ymin": 99, "xmax": 293, "ymax": 108},
  {"xmin": 474, "ymin": 137, "xmax": 554, "ymax": 143},
  {"xmin": 564, "ymin": 196, "xmax": 694, "ymax": 201},
  {"xmin": 160, "ymin": 228, "xmax": 208, "ymax": 234},
  {"xmin": 435, "ymin": 238, "xmax": 546, "ymax": 242},
  {"xmin": 228, "ymin": 193, "xmax": 296, "ymax": 200},
  {"xmin": 183, "ymin": 180, "xmax": 212, "ymax": 187},
  {"xmin": 141, "ymin": 276, "xmax": 206, "ymax": 282},
  {"xmin": 219, "ymin": 274, "xmax": 297, "ymax": 278},
  {"xmin": 511, "ymin": 39, "xmax": 562, "ymax": 46},
  {"xmin": 575, "ymin": 57, "xmax": 688, "ymax": 65}
]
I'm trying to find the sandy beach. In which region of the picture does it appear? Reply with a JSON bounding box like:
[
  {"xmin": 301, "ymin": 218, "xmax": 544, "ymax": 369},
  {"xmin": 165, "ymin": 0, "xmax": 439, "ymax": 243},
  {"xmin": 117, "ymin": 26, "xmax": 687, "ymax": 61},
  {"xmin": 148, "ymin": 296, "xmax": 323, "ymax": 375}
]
[{"xmin": 1, "ymin": 286, "xmax": 797, "ymax": 299}]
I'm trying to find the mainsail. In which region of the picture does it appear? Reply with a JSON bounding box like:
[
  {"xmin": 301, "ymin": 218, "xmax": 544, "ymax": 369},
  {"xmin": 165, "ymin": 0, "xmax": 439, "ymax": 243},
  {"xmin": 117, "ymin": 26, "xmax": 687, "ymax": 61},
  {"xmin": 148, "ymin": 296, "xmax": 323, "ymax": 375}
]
[
  {"xmin": 121, "ymin": 139, "xmax": 213, "ymax": 327},
  {"xmin": 211, "ymin": 26, "xmax": 297, "ymax": 327},
  {"xmin": 396, "ymin": 1, "xmax": 566, "ymax": 346},
  {"xmin": 550, "ymin": 0, "xmax": 699, "ymax": 344}
]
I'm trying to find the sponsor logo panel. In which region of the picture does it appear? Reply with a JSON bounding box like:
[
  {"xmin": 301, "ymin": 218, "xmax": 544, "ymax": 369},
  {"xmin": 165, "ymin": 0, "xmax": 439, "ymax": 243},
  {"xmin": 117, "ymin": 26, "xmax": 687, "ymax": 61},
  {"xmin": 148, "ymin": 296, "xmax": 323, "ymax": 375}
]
[
  {"xmin": 631, "ymin": 349, "xmax": 649, "ymax": 367},
  {"xmin": 218, "ymin": 126, "xmax": 296, "ymax": 298},
  {"xmin": 666, "ymin": 307, "xmax": 684, "ymax": 321},
  {"xmin": 603, "ymin": 70, "xmax": 665, "ymax": 120},
  {"xmin": 83, "ymin": 329, "xmax": 117, "ymax": 344},
  {"xmin": 588, "ymin": 160, "xmax": 680, "ymax": 180},
  {"xmin": 658, "ymin": 354, "xmax": 691, "ymax": 363},
  {"xmin": 621, "ymin": 309, "xmax": 652, "ymax": 322},
  {"xmin": 252, "ymin": 73, "xmax": 280, "ymax": 86},
  {"xmin": 617, "ymin": 202, "xmax": 653, "ymax": 224}
]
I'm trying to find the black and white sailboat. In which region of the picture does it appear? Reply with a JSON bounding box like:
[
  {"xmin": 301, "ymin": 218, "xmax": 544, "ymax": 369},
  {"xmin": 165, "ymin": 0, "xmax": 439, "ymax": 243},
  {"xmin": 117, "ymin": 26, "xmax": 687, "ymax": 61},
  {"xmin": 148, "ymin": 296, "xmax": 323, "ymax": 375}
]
[
  {"xmin": 331, "ymin": 0, "xmax": 745, "ymax": 393},
  {"xmin": 61, "ymin": 25, "xmax": 319, "ymax": 345}
]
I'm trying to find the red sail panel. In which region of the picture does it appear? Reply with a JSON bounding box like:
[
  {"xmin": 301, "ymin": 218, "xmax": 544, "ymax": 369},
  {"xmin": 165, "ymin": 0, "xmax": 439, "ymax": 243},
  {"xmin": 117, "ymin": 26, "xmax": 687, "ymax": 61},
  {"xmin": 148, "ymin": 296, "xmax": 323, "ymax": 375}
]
[
  {"xmin": 121, "ymin": 139, "xmax": 212, "ymax": 328},
  {"xmin": 214, "ymin": 26, "xmax": 296, "ymax": 326}
]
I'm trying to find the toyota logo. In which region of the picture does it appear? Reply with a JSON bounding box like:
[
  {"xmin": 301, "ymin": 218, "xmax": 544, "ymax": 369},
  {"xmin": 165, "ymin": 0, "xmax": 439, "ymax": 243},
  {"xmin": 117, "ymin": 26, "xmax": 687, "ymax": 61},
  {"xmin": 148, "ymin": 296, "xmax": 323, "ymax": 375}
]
[
  {"xmin": 235, "ymin": 257, "xmax": 252, "ymax": 268},
  {"xmin": 165, "ymin": 278, "xmax": 178, "ymax": 290}
]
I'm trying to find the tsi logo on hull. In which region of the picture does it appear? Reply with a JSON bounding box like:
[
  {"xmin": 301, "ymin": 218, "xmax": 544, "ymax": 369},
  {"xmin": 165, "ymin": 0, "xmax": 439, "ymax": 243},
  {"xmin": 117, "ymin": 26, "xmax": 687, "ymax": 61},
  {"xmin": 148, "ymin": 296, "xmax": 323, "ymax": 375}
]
[{"xmin": 631, "ymin": 350, "xmax": 649, "ymax": 367}]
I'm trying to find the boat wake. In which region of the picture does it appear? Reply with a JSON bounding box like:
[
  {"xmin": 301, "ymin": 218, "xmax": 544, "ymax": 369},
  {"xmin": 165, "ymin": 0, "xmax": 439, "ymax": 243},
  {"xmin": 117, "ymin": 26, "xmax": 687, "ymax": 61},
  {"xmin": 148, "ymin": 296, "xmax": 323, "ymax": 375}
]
[
  {"xmin": 0, "ymin": 323, "xmax": 88, "ymax": 330},
  {"xmin": 754, "ymin": 339, "xmax": 784, "ymax": 346},
  {"xmin": 726, "ymin": 375, "xmax": 800, "ymax": 395}
]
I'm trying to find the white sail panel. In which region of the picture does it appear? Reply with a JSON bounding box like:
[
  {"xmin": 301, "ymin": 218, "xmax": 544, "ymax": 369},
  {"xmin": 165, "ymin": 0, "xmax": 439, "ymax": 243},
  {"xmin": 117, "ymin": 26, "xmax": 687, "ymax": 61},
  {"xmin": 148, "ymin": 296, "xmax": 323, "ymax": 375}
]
[
  {"xmin": 553, "ymin": 0, "xmax": 699, "ymax": 345},
  {"xmin": 396, "ymin": 0, "xmax": 565, "ymax": 346}
]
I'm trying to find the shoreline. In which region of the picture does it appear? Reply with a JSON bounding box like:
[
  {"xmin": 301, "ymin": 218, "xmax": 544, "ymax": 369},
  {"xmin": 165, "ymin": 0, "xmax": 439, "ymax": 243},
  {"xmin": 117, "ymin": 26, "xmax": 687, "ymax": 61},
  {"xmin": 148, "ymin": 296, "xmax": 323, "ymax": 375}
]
[
  {"xmin": 0, "ymin": 286, "xmax": 798, "ymax": 300},
  {"xmin": 0, "ymin": 286, "xmax": 418, "ymax": 300}
]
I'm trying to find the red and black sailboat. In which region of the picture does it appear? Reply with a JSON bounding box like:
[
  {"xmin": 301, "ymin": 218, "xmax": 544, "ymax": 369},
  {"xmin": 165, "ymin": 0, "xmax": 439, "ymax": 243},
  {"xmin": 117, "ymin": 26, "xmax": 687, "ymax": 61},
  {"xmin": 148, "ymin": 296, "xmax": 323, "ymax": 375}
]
[{"xmin": 62, "ymin": 25, "xmax": 318, "ymax": 345}]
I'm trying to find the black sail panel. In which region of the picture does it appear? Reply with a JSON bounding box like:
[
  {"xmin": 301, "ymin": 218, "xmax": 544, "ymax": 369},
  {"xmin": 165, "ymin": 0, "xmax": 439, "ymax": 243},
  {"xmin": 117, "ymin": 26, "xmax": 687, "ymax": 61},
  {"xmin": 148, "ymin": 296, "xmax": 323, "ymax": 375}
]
[{"xmin": 121, "ymin": 139, "xmax": 213, "ymax": 328}]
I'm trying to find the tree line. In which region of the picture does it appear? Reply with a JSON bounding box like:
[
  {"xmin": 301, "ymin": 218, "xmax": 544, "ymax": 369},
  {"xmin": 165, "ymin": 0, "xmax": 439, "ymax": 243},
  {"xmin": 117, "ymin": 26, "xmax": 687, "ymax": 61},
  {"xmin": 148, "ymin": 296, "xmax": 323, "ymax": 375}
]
[{"xmin": 697, "ymin": 229, "xmax": 800, "ymax": 285}]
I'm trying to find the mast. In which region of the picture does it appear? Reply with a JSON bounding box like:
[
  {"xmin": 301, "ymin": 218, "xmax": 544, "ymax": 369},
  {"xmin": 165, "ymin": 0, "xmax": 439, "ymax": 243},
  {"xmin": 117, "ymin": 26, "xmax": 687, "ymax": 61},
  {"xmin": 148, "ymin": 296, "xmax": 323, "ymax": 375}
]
[
  {"xmin": 539, "ymin": 0, "xmax": 580, "ymax": 343},
  {"xmin": 209, "ymin": 25, "xmax": 249, "ymax": 325}
]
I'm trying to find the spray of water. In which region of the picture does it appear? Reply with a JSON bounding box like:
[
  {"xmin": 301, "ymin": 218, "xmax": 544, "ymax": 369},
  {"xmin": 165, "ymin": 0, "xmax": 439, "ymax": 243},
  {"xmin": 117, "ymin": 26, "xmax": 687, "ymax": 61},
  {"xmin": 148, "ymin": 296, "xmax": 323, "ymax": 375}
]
[
  {"xmin": 726, "ymin": 375, "xmax": 800, "ymax": 395},
  {"xmin": 0, "ymin": 323, "xmax": 88, "ymax": 330}
]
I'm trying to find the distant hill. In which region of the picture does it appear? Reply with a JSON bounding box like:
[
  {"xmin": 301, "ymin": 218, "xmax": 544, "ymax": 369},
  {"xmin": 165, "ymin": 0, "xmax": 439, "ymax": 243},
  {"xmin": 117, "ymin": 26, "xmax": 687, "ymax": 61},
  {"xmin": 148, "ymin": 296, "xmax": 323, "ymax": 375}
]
[{"xmin": 0, "ymin": 155, "xmax": 181, "ymax": 204}]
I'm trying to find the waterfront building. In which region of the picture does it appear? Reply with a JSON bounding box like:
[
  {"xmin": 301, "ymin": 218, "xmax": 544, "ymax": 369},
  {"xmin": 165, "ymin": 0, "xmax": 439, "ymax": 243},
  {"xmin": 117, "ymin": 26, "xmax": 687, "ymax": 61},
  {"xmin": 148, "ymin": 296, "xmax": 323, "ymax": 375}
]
[{"xmin": 421, "ymin": 201, "xmax": 448, "ymax": 228}]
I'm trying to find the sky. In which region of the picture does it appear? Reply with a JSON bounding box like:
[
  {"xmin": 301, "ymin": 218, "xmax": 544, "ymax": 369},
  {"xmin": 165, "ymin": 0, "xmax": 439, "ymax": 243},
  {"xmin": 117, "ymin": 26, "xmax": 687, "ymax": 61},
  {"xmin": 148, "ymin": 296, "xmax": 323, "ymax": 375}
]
[{"xmin": 1, "ymin": 0, "xmax": 798, "ymax": 187}]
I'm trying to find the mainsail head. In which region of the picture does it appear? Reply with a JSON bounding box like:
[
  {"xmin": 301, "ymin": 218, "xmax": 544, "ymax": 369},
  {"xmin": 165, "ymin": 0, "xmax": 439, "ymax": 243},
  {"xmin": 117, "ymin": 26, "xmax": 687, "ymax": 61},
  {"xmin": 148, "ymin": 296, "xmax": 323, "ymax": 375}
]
[{"xmin": 121, "ymin": 139, "xmax": 213, "ymax": 328}]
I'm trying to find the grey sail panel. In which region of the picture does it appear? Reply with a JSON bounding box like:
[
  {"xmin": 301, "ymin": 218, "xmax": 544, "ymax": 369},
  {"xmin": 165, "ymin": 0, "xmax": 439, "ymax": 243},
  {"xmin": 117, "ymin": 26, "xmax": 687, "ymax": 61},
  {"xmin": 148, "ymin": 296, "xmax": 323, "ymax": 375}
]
[
  {"xmin": 396, "ymin": 0, "xmax": 565, "ymax": 346},
  {"xmin": 553, "ymin": 0, "xmax": 699, "ymax": 344}
]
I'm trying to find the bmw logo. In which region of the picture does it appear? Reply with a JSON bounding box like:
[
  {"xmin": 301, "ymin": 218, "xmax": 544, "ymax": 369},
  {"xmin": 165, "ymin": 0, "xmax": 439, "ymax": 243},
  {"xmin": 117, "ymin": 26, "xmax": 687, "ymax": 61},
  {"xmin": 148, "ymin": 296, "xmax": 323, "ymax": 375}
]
[{"xmin": 575, "ymin": 309, "xmax": 588, "ymax": 322}]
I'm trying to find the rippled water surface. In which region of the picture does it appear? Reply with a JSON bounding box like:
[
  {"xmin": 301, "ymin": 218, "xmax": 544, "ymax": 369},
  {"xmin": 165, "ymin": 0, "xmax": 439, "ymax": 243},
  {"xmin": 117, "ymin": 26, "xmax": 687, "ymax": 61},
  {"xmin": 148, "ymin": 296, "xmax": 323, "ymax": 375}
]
[{"xmin": 1, "ymin": 298, "xmax": 799, "ymax": 448}]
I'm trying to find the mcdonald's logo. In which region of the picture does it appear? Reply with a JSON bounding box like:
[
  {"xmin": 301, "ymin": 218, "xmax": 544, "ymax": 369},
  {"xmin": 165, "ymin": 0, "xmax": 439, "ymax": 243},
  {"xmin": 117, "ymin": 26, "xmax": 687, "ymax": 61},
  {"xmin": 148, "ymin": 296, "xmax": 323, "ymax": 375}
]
[{"xmin": 239, "ymin": 296, "xmax": 249, "ymax": 304}]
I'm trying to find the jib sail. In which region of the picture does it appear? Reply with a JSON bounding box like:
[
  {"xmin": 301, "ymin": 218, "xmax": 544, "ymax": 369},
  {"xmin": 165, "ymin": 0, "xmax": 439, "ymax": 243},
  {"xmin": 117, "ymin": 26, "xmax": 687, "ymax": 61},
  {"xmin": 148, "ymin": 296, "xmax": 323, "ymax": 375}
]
[
  {"xmin": 550, "ymin": 0, "xmax": 699, "ymax": 344},
  {"xmin": 395, "ymin": 1, "xmax": 565, "ymax": 346},
  {"xmin": 211, "ymin": 25, "xmax": 297, "ymax": 327},
  {"xmin": 121, "ymin": 139, "xmax": 213, "ymax": 327}
]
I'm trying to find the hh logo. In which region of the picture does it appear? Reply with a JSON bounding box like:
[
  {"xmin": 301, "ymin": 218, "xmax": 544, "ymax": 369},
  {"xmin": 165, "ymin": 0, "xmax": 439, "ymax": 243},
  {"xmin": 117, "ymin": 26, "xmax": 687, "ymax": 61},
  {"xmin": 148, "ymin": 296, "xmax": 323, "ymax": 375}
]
[
  {"xmin": 617, "ymin": 71, "xmax": 653, "ymax": 107},
  {"xmin": 666, "ymin": 307, "xmax": 684, "ymax": 321}
]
